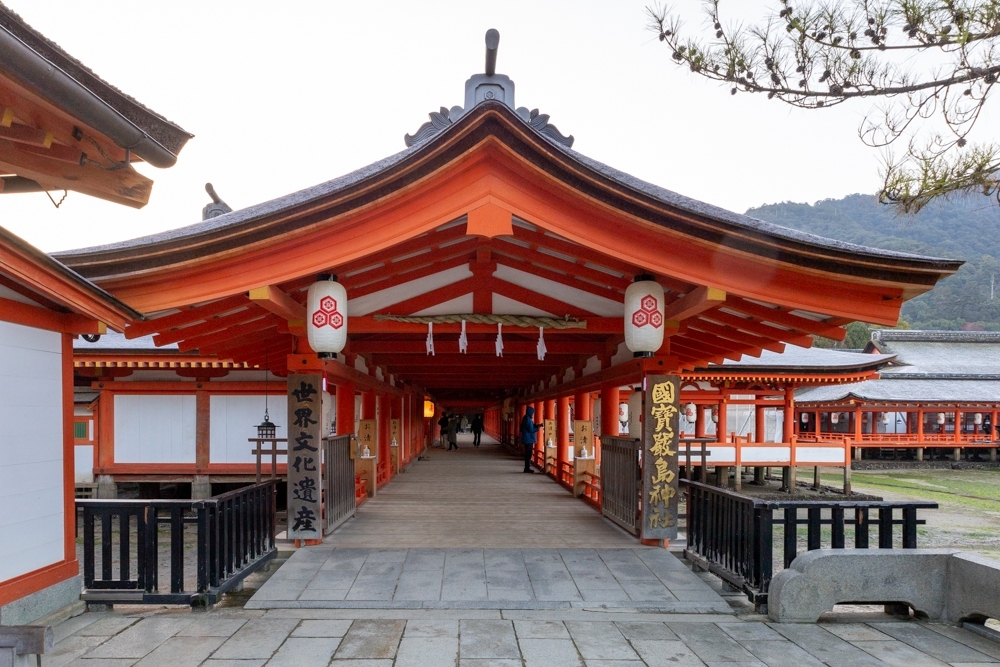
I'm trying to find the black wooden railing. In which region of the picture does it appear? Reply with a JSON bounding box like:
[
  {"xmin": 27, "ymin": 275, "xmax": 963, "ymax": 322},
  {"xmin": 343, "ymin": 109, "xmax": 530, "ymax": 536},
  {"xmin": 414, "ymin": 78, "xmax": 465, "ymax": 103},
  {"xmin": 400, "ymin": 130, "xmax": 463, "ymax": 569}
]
[
  {"xmin": 682, "ymin": 480, "xmax": 937, "ymax": 610},
  {"xmin": 78, "ymin": 480, "xmax": 277, "ymax": 608}
]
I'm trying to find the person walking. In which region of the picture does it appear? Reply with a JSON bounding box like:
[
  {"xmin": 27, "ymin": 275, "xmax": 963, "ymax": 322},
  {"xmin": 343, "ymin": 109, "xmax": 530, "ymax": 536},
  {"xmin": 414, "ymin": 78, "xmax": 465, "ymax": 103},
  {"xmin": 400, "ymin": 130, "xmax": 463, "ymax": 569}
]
[
  {"xmin": 446, "ymin": 414, "xmax": 459, "ymax": 451},
  {"xmin": 519, "ymin": 407, "xmax": 542, "ymax": 473},
  {"xmin": 436, "ymin": 412, "xmax": 448, "ymax": 447},
  {"xmin": 471, "ymin": 413, "xmax": 484, "ymax": 447}
]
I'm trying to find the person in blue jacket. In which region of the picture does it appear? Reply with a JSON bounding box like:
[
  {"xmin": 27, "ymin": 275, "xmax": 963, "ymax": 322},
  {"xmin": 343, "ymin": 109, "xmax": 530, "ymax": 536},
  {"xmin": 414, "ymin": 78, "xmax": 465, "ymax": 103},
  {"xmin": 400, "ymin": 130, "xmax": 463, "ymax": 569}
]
[{"xmin": 520, "ymin": 406, "xmax": 542, "ymax": 473}]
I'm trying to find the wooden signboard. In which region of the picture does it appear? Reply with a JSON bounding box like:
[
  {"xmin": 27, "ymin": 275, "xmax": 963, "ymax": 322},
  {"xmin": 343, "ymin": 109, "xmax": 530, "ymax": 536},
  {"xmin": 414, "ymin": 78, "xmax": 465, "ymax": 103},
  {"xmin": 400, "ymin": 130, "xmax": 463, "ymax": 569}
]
[
  {"xmin": 642, "ymin": 375, "xmax": 680, "ymax": 541},
  {"xmin": 358, "ymin": 419, "xmax": 376, "ymax": 458},
  {"xmin": 390, "ymin": 419, "xmax": 400, "ymax": 472},
  {"xmin": 544, "ymin": 418, "xmax": 556, "ymax": 472},
  {"xmin": 573, "ymin": 420, "xmax": 593, "ymax": 457},
  {"xmin": 287, "ymin": 373, "xmax": 323, "ymax": 540}
]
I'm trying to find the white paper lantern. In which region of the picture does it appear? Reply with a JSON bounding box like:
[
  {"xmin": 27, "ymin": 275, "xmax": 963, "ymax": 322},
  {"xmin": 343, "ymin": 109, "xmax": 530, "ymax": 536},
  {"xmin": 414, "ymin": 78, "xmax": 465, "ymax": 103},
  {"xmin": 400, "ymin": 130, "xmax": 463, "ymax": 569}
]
[
  {"xmin": 881, "ymin": 412, "xmax": 891, "ymax": 425},
  {"xmin": 618, "ymin": 401, "xmax": 629, "ymax": 424},
  {"xmin": 830, "ymin": 412, "xmax": 840, "ymax": 425},
  {"xmin": 800, "ymin": 412, "xmax": 809, "ymax": 424},
  {"xmin": 937, "ymin": 412, "xmax": 946, "ymax": 425},
  {"xmin": 624, "ymin": 276, "xmax": 665, "ymax": 356},
  {"xmin": 627, "ymin": 389, "xmax": 643, "ymax": 439},
  {"xmin": 711, "ymin": 406, "xmax": 719, "ymax": 423},
  {"xmin": 975, "ymin": 412, "xmax": 983, "ymax": 425},
  {"xmin": 684, "ymin": 402, "xmax": 697, "ymax": 423},
  {"xmin": 307, "ymin": 274, "xmax": 348, "ymax": 355}
]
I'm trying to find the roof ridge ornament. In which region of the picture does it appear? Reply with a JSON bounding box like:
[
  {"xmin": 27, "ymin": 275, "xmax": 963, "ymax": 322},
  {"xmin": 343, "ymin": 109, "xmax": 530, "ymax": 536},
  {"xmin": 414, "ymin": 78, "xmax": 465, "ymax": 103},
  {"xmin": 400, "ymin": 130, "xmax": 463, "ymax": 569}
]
[
  {"xmin": 202, "ymin": 183, "xmax": 232, "ymax": 220},
  {"xmin": 404, "ymin": 30, "xmax": 573, "ymax": 148}
]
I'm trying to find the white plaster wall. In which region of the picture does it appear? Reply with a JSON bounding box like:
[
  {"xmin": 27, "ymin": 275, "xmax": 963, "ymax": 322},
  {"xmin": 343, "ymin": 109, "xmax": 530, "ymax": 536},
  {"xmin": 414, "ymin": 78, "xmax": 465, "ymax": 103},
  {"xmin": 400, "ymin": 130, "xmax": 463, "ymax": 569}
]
[
  {"xmin": 114, "ymin": 395, "xmax": 197, "ymax": 463},
  {"xmin": 209, "ymin": 394, "xmax": 288, "ymax": 464},
  {"xmin": 0, "ymin": 321, "xmax": 64, "ymax": 582},
  {"xmin": 75, "ymin": 446, "xmax": 94, "ymax": 483}
]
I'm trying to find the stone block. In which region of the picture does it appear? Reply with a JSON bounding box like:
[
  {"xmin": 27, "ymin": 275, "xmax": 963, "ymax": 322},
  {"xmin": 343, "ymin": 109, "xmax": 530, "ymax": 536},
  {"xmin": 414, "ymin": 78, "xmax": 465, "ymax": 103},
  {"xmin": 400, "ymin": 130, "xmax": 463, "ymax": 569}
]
[
  {"xmin": 946, "ymin": 551, "xmax": 1000, "ymax": 625},
  {"xmin": 0, "ymin": 576, "xmax": 81, "ymax": 626},
  {"xmin": 768, "ymin": 549, "xmax": 956, "ymax": 623}
]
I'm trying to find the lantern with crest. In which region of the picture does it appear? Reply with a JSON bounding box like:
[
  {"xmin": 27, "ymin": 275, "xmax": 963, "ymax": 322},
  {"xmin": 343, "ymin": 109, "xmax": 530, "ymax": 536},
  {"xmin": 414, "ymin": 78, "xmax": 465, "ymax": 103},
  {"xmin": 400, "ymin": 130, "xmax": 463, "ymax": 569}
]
[
  {"xmin": 624, "ymin": 275, "xmax": 665, "ymax": 357},
  {"xmin": 307, "ymin": 273, "xmax": 348, "ymax": 357}
]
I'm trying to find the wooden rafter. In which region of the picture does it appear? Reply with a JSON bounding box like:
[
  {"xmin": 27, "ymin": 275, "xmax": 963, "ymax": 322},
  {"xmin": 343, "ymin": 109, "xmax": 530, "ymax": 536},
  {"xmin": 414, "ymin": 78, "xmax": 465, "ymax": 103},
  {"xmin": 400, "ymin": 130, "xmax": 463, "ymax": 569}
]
[
  {"xmin": 0, "ymin": 138, "xmax": 150, "ymax": 208},
  {"xmin": 125, "ymin": 295, "xmax": 248, "ymax": 339},
  {"xmin": 248, "ymin": 285, "xmax": 306, "ymax": 321},
  {"xmin": 177, "ymin": 315, "xmax": 282, "ymax": 353},
  {"xmin": 153, "ymin": 304, "xmax": 261, "ymax": 347},
  {"xmin": 663, "ymin": 286, "xmax": 727, "ymax": 321},
  {"xmin": 726, "ymin": 297, "xmax": 846, "ymax": 340}
]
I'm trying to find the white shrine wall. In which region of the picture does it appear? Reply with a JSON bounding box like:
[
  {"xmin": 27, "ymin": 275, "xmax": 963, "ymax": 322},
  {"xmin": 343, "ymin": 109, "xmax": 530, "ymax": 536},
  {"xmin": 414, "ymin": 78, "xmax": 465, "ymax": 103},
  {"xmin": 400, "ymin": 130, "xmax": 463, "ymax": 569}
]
[
  {"xmin": 114, "ymin": 394, "xmax": 196, "ymax": 463},
  {"xmin": 0, "ymin": 321, "xmax": 65, "ymax": 582},
  {"xmin": 209, "ymin": 394, "xmax": 288, "ymax": 464}
]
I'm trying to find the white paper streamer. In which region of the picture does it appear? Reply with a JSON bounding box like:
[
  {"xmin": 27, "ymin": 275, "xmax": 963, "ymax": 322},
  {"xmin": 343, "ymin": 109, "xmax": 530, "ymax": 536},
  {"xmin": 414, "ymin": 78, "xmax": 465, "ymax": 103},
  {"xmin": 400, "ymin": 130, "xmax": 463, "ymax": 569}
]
[
  {"xmin": 458, "ymin": 320, "xmax": 468, "ymax": 354},
  {"xmin": 536, "ymin": 326, "xmax": 547, "ymax": 361},
  {"xmin": 425, "ymin": 322, "xmax": 435, "ymax": 356},
  {"xmin": 495, "ymin": 322, "xmax": 504, "ymax": 357}
]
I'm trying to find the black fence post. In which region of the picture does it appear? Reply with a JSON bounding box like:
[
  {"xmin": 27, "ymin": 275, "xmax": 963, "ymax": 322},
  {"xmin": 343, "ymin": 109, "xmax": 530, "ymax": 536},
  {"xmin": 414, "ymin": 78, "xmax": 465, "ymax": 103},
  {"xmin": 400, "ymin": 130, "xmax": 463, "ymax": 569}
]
[
  {"xmin": 902, "ymin": 506, "xmax": 918, "ymax": 549},
  {"xmin": 878, "ymin": 507, "xmax": 894, "ymax": 549}
]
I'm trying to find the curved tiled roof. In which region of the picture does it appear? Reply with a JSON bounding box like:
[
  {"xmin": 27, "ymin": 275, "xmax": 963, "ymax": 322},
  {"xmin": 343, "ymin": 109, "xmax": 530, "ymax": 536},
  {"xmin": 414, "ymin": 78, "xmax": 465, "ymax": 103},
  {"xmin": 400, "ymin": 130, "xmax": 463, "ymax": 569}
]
[{"xmin": 54, "ymin": 102, "xmax": 961, "ymax": 288}]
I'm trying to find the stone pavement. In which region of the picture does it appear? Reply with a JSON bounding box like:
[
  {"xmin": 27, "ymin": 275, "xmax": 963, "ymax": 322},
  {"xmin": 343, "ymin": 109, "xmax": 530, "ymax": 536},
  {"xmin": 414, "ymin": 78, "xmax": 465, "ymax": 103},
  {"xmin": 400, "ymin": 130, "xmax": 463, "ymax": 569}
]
[
  {"xmin": 323, "ymin": 434, "xmax": 638, "ymax": 548},
  {"xmin": 40, "ymin": 603, "xmax": 1000, "ymax": 666},
  {"xmin": 41, "ymin": 433, "xmax": 1000, "ymax": 665},
  {"xmin": 246, "ymin": 548, "xmax": 731, "ymax": 613}
]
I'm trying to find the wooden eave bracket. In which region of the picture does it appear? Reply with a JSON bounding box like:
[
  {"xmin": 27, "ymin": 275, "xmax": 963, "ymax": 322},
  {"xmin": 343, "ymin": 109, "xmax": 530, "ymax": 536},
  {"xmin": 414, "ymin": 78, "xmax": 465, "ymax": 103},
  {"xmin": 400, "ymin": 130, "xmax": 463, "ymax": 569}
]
[
  {"xmin": 664, "ymin": 286, "xmax": 726, "ymax": 321},
  {"xmin": 249, "ymin": 285, "xmax": 306, "ymax": 322}
]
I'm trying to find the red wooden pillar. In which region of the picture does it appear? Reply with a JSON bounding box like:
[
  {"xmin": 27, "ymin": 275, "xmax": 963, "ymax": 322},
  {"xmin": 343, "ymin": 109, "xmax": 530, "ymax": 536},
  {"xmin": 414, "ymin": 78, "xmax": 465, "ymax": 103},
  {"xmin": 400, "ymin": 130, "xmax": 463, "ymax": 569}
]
[
  {"xmin": 557, "ymin": 395, "xmax": 571, "ymax": 475},
  {"xmin": 544, "ymin": 399, "xmax": 556, "ymax": 422},
  {"xmin": 783, "ymin": 388, "xmax": 795, "ymax": 443},
  {"xmin": 694, "ymin": 403, "xmax": 706, "ymax": 439},
  {"xmin": 377, "ymin": 394, "xmax": 390, "ymax": 472},
  {"xmin": 574, "ymin": 391, "xmax": 592, "ymax": 421},
  {"xmin": 336, "ymin": 382, "xmax": 355, "ymax": 436},
  {"xmin": 362, "ymin": 391, "xmax": 376, "ymax": 420},
  {"xmin": 600, "ymin": 386, "xmax": 619, "ymax": 437},
  {"xmin": 716, "ymin": 396, "xmax": 728, "ymax": 443}
]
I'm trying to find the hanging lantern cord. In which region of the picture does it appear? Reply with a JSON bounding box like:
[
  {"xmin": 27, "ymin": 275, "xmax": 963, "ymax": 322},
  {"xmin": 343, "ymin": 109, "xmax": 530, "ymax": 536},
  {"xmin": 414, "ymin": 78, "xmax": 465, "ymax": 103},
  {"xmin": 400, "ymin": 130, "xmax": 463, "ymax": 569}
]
[{"xmin": 263, "ymin": 344, "xmax": 269, "ymax": 422}]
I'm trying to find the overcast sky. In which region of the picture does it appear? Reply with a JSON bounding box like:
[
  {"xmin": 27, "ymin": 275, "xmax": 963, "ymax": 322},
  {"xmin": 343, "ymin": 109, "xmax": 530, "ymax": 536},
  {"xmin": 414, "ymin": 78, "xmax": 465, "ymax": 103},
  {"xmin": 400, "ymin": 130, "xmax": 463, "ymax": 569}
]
[{"xmin": 6, "ymin": 1, "xmax": 997, "ymax": 253}]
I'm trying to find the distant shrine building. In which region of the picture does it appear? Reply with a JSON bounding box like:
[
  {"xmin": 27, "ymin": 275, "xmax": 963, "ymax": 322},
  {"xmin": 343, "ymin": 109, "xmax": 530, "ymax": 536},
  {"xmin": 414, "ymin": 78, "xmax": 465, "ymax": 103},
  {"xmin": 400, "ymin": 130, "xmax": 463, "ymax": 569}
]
[
  {"xmin": 797, "ymin": 330, "xmax": 1000, "ymax": 463},
  {"xmin": 0, "ymin": 22, "xmax": 972, "ymax": 621}
]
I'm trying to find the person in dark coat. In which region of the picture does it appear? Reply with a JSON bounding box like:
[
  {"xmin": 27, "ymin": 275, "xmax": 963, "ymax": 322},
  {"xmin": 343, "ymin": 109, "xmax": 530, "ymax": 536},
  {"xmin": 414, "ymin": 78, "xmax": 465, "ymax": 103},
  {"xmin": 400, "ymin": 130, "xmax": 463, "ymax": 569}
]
[
  {"xmin": 446, "ymin": 415, "xmax": 459, "ymax": 451},
  {"xmin": 519, "ymin": 406, "xmax": 542, "ymax": 473},
  {"xmin": 436, "ymin": 413, "xmax": 448, "ymax": 447},
  {"xmin": 471, "ymin": 414, "xmax": 484, "ymax": 447}
]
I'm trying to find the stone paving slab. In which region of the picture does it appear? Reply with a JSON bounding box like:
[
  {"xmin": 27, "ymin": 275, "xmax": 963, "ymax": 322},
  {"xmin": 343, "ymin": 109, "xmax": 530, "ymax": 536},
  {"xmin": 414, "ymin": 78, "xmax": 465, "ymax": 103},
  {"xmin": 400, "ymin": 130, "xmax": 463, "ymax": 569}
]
[
  {"xmin": 50, "ymin": 606, "xmax": 1000, "ymax": 667},
  {"xmin": 247, "ymin": 547, "xmax": 732, "ymax": 614}
]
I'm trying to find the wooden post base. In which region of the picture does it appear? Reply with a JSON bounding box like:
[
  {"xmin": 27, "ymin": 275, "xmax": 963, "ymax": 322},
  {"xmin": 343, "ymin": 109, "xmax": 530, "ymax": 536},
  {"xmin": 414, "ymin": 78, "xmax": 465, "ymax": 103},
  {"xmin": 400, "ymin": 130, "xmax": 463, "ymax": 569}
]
[{"xmin": 640, "ymin": 538, "xmax": 669, "ymax": 548}]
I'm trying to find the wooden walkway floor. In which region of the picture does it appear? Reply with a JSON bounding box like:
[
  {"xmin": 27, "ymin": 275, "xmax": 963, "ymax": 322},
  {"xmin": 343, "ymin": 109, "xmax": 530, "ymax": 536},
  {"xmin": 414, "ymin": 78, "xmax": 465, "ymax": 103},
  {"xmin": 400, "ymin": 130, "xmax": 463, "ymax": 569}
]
[{"xmin": 325, "ymin": 434, "xmax": 639, "ymax": 548}]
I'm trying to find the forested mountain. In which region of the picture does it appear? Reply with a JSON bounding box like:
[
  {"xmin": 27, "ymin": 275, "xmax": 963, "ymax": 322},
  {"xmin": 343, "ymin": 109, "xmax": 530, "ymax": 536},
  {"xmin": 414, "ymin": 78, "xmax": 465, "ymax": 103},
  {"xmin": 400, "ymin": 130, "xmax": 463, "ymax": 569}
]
[{"xmin": 746, "ymin": 194, "xmax": 1000, "ymax": 330}]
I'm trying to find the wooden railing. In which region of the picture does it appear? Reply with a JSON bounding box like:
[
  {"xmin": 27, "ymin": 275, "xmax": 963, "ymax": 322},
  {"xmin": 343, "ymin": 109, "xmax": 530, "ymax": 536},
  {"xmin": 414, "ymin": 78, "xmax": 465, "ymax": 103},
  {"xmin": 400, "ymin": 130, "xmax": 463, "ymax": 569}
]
[
  {"xmin": 579, "ymin": 471, "xmax": 601, "ymax": 509},
  {"xmin": 682, "ymin": 479, "xmax": 937, "ymax": 612},
  {"xmin": 800, "ymin": 432, "xmax": 998, "ymax": 446},
  {"xmin": 78, "ymin": 481, "xmax": 277, "ymax": 608},
  {"xmin": 557, "ymin": 460, "xmax": 574, "ymax": 489},
  {"xmin": 355, "ymin": 474, "xmax": 368, "ymax": 507}
]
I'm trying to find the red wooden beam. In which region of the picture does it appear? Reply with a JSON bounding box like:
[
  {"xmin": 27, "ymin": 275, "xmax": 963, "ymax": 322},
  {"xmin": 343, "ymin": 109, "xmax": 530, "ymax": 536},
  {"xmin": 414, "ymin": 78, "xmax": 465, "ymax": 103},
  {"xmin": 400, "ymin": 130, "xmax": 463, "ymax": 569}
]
[
  {"xmin": 348, "ymin": 316, "xmax": 623, "ymax": 335},
  {"xmin": 125, "ymin": 295, "xmax": 247, "ymax": 339},
  {"xmin": 153, "ymin": 305, "xmax": 262, "ymax": 347},
  {"xmin": 726, "ymin": 296, "xmax": 846, "ymax": 341},
  {"xmin": 347, "ymin": 339, "xmax": 611, "ymax": 355}
]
